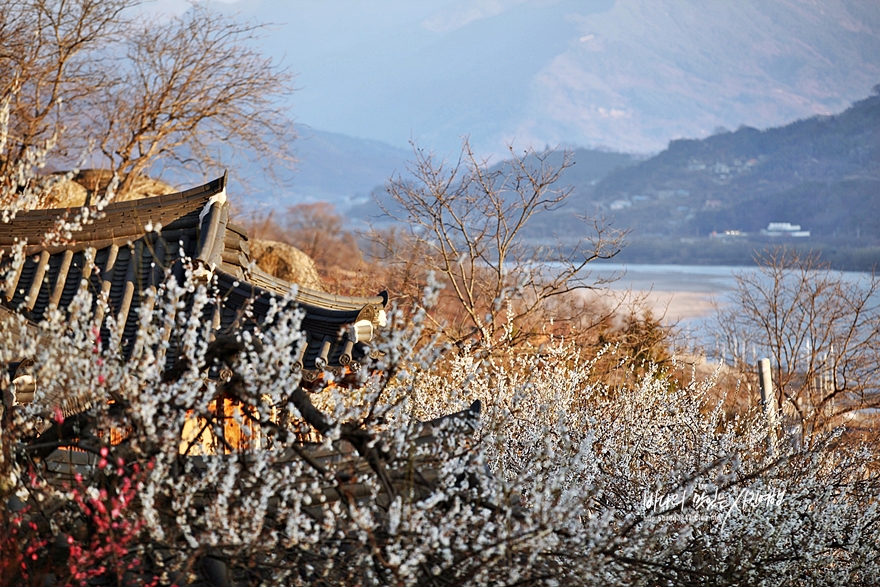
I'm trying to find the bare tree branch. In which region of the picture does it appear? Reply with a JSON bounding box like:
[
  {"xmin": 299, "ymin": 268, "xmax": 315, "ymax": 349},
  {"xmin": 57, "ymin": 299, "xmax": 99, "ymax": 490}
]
[{"xmin": 377, "ymin": 138, "xmax": 626, "ymax": 348}]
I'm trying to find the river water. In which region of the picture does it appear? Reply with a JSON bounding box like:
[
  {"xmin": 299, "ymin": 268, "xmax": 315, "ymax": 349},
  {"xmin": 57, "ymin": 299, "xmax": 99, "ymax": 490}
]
[
  {"xmin": 584, "ymin": 263, "xmax": 745, "ymax": 324},
  {"xmin": 582, "ymin": 263, "xmax": 873, "ymax": 349}
]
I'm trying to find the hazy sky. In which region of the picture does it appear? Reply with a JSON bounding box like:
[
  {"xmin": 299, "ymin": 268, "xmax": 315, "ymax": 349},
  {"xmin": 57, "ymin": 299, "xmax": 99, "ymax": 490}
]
[{"xmin": 150, "ymin": 0, "xmax": 880, "ymax": 156}]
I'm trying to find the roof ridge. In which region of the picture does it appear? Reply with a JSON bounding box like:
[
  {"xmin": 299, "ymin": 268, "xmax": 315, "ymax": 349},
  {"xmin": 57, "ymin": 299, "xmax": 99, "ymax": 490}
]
[{"xmin": 0, "ymin": 175, "xmax": 227, "ymax": 255}]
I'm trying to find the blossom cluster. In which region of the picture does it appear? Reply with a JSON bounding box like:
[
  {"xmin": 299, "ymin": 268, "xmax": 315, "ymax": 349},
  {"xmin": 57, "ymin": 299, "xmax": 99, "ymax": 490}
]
[{"xmin": 0, "ymin": 265, "xmax": 877, "ymax": 586}]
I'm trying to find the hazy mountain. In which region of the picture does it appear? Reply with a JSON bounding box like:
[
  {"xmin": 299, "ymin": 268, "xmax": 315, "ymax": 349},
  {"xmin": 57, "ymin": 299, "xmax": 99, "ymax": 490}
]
[
  {"xmin": 288, "ymin": 126, "xmax": 412, "ymax": 205},
  {"xmin": 218, "ymin": 126, "xmax": 412, "ymax": 214},
  {"xmin": 226, "ymin": 92, "xmax": 879, "ymax": 269},
  {"xmin": 213, "ymin": 0, "xmax": 880, "ymax": 155}
]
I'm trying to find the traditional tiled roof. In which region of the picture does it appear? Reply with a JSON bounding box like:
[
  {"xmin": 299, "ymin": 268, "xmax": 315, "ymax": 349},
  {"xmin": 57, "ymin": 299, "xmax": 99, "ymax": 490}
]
[{"xmin": 0, "ymin": 175, "xmax": 388, "ymax": 379}]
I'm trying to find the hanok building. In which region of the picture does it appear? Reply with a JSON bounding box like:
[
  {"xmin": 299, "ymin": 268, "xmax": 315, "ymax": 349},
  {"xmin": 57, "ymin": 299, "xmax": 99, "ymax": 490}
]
[{"xmin": 0, "ymin": 174, "xmax": 389, "ymax": 413}]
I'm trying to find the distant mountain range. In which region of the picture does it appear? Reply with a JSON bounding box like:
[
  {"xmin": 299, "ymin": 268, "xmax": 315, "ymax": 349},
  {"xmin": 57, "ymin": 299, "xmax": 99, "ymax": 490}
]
[
  {"xmin": 223, "ymin": 126, "xmax": 412, "ymax": 214},
  {"xmin": 347, "ymin": 147, "xmax": 639, "ymax": 228},
  {"xmin": 223, "ymin": 0, "xmax": 880, "ymax": 155},
  {"xmin": 233, "ymin": 90, "xmax": 880, "ymax": 269},
  {"xmin": 350, "ymin": 90, "xmax": 880, "ymax": 269}
]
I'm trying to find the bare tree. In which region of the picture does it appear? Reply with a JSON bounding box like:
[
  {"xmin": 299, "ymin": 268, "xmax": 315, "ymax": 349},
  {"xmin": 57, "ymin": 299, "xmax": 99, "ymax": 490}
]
[
  {"xmin": 715, "ymin": 248, "xmax": 880, "ymax": 437},
  {"xmin": 378, "ymin": 139, "xmax": 625, "ymax": 348},
  {"xmin": 0, "ymin": 0, "xmax": 131, "ymax": 204},
  {"xmin": 282, "ymin": 202, "xmax": 362, "ymax": 272},
  {"xmin": 0, "ymin": 0, "xmax": 294, "ymax": 206},
  {"xmin": 90, "ymin": 3, "xmax": 295, "ymax": 196}
]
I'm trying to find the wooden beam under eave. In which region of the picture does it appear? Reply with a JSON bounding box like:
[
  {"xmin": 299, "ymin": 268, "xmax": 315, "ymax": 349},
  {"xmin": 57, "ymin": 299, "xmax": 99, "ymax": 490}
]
[
  {"xmin": 4, "ymin": 253, "xmax": 25, "ymax": 303},
  {"xmin": 139, "ymin": 237, "xmax": 166, "ymax": 341},
  {"xmin": 24, "ymin": 250, "xmax": 51, "ymax": 311},
  {"xmin": 79, "ymin": 248, "xmax": 96, "ymax": 294},
  {"xmin": 117, "ymin": 241, "xmax": 142, "ymax": 335},
  {"xmin": 93, "ymin": 244, "xmax": 119, "ymax": 326},
  {"xmin": 339, "ymin": 339, "xmax": 354, "ymax": 366},
  {"xmin": 315, "ymin": 336, "xmax": 332, "ymax": 370},
  {"xmin": 48, "ymin": 250, "xmax": 74, "ymax": 309}
]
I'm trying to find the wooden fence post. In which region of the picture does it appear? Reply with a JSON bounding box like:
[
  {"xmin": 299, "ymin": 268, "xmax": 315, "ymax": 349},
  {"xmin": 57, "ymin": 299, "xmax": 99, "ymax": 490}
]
[{"xmin": 758, "ymin": 358, "xmax": 779, "ymax": 452}]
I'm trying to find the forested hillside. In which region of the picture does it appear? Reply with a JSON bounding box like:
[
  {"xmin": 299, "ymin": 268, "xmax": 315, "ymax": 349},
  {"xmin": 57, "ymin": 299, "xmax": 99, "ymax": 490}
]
[{"xmin": 587, "ymin": 91, "xmax": 880, "ymax": 242}]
